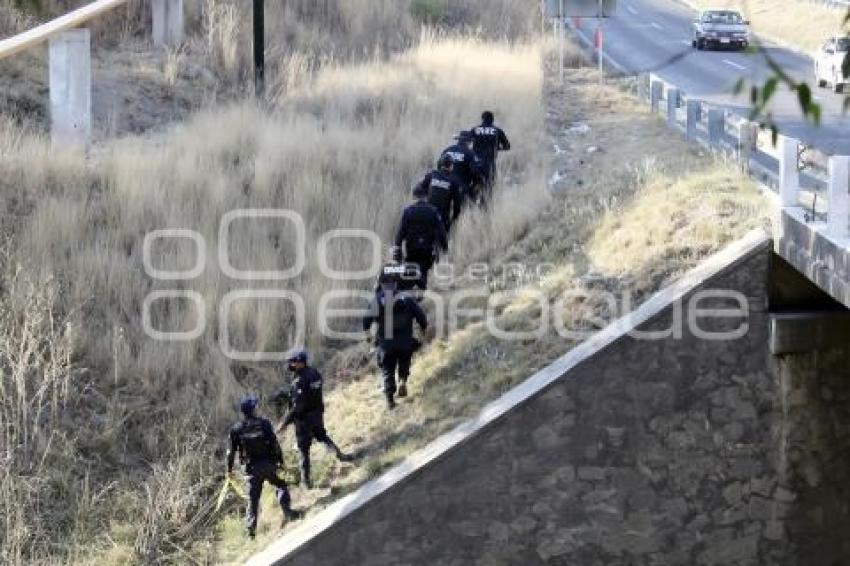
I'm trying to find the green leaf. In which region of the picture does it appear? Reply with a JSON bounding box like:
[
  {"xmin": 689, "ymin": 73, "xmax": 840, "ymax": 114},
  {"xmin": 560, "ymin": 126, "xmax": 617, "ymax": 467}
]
[
  {"xmin": 762, "ymin": 77, "xmax": 778, "ymax": 104},
  {"xmin": 797, "ymin": 83, "xmax": 812, "ymax": 113},
  {"xmin": 733, "ymin": 78, "xmax": 745, "ymax": 95},
  {"xmin": 810, "ymin": 103, "xmax": 822, "ymax": 126}
]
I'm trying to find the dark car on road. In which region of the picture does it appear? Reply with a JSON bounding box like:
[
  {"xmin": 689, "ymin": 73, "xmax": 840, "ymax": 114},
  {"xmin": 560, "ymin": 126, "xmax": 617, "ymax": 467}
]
[{"xmin": 692, "ymin": 9, "xmax": 750, "ymax": 51}]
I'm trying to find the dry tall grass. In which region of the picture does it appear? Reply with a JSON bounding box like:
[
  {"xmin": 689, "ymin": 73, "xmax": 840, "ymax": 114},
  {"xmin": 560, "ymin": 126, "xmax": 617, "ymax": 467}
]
[
  {"xmin": 0, "ymin": 32, "xmax": 545, "ymax": 563},
  {"xmin": 687, "ymin": 0, "xmax": 846, "ymax": 52}
]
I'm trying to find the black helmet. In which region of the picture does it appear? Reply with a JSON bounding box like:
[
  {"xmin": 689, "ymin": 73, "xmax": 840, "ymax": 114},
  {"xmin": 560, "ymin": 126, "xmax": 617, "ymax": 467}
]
[
  {"xmin": 456, "ymin": 130, "xmax": 473, "ymax": 142},
  {"xmin": 412, "ymin": 183, "xmax": 429, "ymax": 198},
  {"xmin": 240, "ymin": 395, "xmax": 259, "ymax": 416},
  {"xmin": 438, "ymin": 154, "xmax": 454, "ymax": 170},
  {"xmin": 482, "ymin": 110, "xmax": 494, "ymax": 125}
]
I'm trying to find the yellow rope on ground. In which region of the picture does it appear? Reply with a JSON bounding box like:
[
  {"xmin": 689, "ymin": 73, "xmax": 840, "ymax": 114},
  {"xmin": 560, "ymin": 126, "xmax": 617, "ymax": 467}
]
[{"xmin": 215, "ymin": 474, "xmax": 247, "ymax": 513}]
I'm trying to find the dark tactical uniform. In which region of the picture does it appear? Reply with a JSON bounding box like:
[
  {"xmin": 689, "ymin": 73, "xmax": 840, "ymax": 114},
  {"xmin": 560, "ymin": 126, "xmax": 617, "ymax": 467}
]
[
  {"xmin": 281, "ymin": 365, "xmax": 348, "ymax": 487},
  {"xmin": 363, "ymin": 288, "xmax": 428, "ymax": 407},
  {"xmin": 394, "ymin": 199, "xmax": 448, "ymax": 290},
  {"xmin": 415, "ymin": 169, "xmax": 463, "ymax": 233},
  {"xmin": 227, "ymin": 415, "xmax": 295, "ymax": 536},
  {"xmin": 471, "ymin": 116, "xmax": 511, "ymax": 202},
  {"xmin": 441, "ymin": 136, "xmax": 484, "ymax": 205}
]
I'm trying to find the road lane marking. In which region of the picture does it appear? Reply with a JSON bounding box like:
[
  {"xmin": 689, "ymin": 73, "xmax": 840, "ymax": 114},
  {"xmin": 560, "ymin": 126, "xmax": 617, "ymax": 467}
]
[
  {"xmin": 722, "ymin": 59, "xmax": 748, "ymax": 71},
  {"xmin": 627, "ymin": 5, "xmax": 638, "ymax": 14},
  {"xmin": 650, "ymin": 22, "xmax": 663, "ymax": 30}
]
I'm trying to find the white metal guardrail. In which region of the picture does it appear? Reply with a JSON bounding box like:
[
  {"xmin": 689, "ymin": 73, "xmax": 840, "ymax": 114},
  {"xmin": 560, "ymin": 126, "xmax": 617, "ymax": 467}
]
[
  {"xmin": 638, "ymin": 73, "xmax": 850, "ymax": 240},
  {"xmin": 0, "ymin": 0, "xmax": 184, "ymax": 145}
]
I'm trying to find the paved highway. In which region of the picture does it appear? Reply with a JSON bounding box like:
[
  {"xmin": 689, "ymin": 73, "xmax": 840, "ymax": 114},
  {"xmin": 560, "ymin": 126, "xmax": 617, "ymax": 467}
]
[{"xmin": 572, "ymin": 0, "xmax": 850, "ymax": 155}]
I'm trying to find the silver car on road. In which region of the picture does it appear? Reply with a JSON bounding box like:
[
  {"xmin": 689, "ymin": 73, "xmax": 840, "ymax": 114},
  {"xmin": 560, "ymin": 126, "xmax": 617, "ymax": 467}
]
[{"xmin": 692, "ymin": 9, "xmax": 750, "ymax": 51}]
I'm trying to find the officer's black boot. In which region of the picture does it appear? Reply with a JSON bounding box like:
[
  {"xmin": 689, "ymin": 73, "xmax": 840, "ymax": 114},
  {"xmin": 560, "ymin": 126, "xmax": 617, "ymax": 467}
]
[
  {"xmin": 325, "ymin": 439, "xmax": 353, "ymax": 462},
  {"xmin": 397, "ymin": 379, "xmax": 408, "ymax": 398},
  {"xmin": 247, "ymin": 527, "xmax": 256, "ymax": 540},
  {"xmin": 385, "ymin": 391, "xmax": 396, "ymax": 410},
  {"xmin": 299, "ymin": 456, "xmax": 312, "ymax": 489},
  {"xmin": 282, "ymin": 506, "xmax": 303, "ymax": 523}
]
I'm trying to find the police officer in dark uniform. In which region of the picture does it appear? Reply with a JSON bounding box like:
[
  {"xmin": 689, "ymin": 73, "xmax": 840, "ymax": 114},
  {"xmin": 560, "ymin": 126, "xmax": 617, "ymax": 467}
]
[
  {"xmin": 414, "ymin": 154, "xmax": 463, "ymax": 233},
  {"xmin": 470, "ymin": 110, "xmax": 511, "ymax": 204},
  {"xmin": 227, "ymin": 395, "xmax": 301, "ymax": 539},
  {"xmin": 363, "ymin": 265, "xmax": 429, "ymax": 409},
  {"xmin": 394, "ymin": 183, "xmax": 448, "ymax": 291},
  {"xmin": 441, "ymin": 130, "xmax": 485, "ymax": 206},
  {"xmin": 279, "ymin": 350, "xmax": 352, "ymax": 489}
]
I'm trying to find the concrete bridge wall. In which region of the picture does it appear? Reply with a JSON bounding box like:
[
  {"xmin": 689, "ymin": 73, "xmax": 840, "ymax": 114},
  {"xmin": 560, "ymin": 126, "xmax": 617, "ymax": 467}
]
[{"xmin": 251, "ymin": 232, "xmax": 850, "ymax": 565}]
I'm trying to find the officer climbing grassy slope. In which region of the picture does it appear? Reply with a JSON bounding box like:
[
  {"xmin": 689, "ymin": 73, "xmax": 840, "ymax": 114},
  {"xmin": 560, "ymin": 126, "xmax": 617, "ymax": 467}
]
[
  {"xmin": 277, "ymin": 350, "xmax": 353, "ymax": 489},
  {"xmin": 226, "ymin": 396, "xmax": 302, "ymax": 539},
  {"xmin": 470, "ymin": 110, "xmax": 511, "ymax": 205},
  {"xmin": 393, "ymin": 183, "xmax": 448, "ymax": 291},
  {"xmin": 363, "ymin": 265, "xmax": 430, "ymax": 410},
  {"xmin": 414, "ymin": 154, "xmax": 464, "ymax": 234},
  {"xmin": 441, "ymin": 130, "xmax": 486, "ymax": 207}
]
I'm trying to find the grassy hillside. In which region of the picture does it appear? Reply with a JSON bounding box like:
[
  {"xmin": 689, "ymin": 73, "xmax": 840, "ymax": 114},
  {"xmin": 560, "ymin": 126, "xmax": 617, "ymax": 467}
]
[{"xmin": 0, "ymin": 31, "xmax": 547, "ymax": 565}]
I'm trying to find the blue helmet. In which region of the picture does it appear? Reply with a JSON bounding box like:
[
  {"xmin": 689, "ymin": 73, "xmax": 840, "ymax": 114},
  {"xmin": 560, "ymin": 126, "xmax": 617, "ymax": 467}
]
[
  {"xmin": 286, "ymin": 349, "xmax": 308, "ymax": 364},
  {"xmin": 240, "ymin": 395, "xmax": 259, "ymax": 416},
  {"xmin": 286, "ymin": 349, "xmax": 308, "ymax": 371}
]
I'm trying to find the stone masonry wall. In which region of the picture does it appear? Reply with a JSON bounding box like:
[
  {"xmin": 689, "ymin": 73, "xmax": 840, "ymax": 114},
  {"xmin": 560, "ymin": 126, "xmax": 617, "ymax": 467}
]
[{"xmin": 277, "ymin": 241, "xmax": 850, "ymax": 565}]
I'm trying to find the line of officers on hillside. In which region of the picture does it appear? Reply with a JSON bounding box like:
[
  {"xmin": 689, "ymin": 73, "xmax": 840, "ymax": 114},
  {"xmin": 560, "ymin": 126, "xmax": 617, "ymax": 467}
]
[{"xmin": 226, "ymin": 111, "xmax": 510, "ymax": 539}]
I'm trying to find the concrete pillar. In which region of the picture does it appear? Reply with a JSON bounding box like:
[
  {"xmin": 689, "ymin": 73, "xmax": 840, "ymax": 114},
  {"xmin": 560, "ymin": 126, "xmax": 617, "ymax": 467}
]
[
  {"xmin": 707, "ymin": 108, "xmax": 724, "ymax": 144},
  {"xmin": 666, "ymin": 88, "xmax": 680, "ymax": 128},
  {"xmin": 738, "ymin": 122, "xmax": 758, "ymax": 172},
  {"xmin": 152, "ymin": 0, "xmax": 184, "ymax": 46},
  {"xmin": 637, "ymin": 74, "xmax": 651, "ymax": 101},
  {"xmin": 650, "ymin": 80, "xmax": 663, "ymax": 113},
  {"xmin": 827, "ymin": 155, "xmax": 850, "ymax": 237},
  {"xmin": 49, "ymin": 29, "xmax": 91, "ymax": 146},
  {"xmin": 686, "ymin": 99, "xmax": 701, "ymax": 141},
  {"xmin": 778, "ymin": 135, "xmax": 800, "ymax": 207}
]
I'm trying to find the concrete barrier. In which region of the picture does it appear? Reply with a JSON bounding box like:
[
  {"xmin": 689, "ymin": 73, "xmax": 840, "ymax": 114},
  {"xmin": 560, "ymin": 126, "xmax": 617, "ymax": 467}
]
[
  {"xmin": 707, "ymin": 108, "xmax": 724, "ymax": 144},
  {"xmin": 685, "ymin": 99, "xmax": 700, "ymax": 141},
  {"xmin": 827, "ymin": 155, "xmax": 850, "ymax": 237},
  {"xmin": 778, "ymin": 135, "xmax": 800, "ymax": 207},
  {"xmin": 666, "ymin": 87, "xmax": 680, "ymax": 128},
  {"xmin": 650, "ymin": 79, "xmax": 663, "ymax": 113},
  {"xmin": 249, "ymin": 229, "xmax": 850, "ymax": 565}
]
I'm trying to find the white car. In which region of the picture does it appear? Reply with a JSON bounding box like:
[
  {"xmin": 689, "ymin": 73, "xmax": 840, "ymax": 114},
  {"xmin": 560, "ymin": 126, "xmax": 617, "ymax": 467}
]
[{"xmin": 815, "ymin": 36, "xmax": 850, "ymax": 93}]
